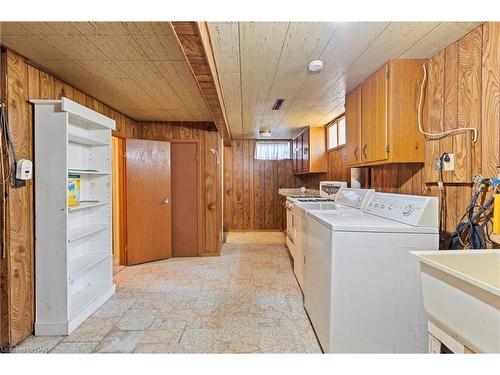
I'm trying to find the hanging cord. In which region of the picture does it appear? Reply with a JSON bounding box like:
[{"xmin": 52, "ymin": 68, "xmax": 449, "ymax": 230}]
[
  {"xmin": 1, "ymin": 101, "xmax": 17, "ymax": 186},
  {"xmin": 437, "ymin": 153, "xmax": 447, "ymax": 244},
  {"xmin": 446, "ymin": 178, "xmax": 494, "ymax": 249},
  {"xmin": 418, "ymin": 63, "xmax": 478, "ymax": 143},
  {"xmin": 1, "ymin": 101, "xmax": 17, "ymax": 259}
]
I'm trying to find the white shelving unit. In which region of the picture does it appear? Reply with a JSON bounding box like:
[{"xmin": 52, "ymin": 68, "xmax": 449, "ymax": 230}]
[{"xmin": 32, "ymin": 97, "xmax": 116, "ymax": 336}]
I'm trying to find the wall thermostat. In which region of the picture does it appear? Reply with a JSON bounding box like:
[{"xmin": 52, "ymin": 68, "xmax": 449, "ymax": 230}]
[{"xmin": 16, "ymin": 159, "xmax": 33, "ymax": 180}]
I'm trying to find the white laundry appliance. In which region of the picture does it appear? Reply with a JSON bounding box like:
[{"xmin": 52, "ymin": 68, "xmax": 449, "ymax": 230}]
[
  {"xmin": 291, "ymin": 187, "xmax": 374, "ymax": 290},
  {"xmin": 285, "ymin": 181, "xmax": 347, "ymax": 262},
  {"xmin": 304, "ymin": 192, "xmax": 439, "ymax": 353}
]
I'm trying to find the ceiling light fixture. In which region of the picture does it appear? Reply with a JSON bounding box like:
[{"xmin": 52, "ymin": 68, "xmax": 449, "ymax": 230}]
[
  {"xmin": 259, "ymin": 129, "xmax": 272, "ymax": 138},
  {"xmin": 308, "ymin": 59, "xmax": 323, "ymax": 72}
]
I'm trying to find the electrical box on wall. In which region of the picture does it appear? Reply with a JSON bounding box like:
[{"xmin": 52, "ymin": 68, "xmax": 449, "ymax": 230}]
[
  {"xmin": 442, "ymin": 154, "xmax": 455, "ymax": 171},
  {"xmin": 16, "ymin": 159, "xmax": 33, "ymax": 180},
  {"xmin": 434, "ymin": 153, "xmax": 455, "ymax": 172}
]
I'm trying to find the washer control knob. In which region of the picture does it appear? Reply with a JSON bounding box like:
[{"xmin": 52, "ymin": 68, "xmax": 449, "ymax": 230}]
[{"xmin": 402, "ymin": 204, "xmax": 414, "ymax": 216}]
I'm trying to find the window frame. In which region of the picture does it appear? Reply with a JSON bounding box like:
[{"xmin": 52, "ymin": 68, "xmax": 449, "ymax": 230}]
[
  {"xmin": 253, "ymin": 140, "xmax": 292, "ymax": 160},
  {"xmin": 326, "ymin": 115, "xmax": 346, "ymax": 151}
]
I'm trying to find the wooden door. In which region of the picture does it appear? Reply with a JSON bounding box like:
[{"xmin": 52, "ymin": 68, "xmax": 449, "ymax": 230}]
[
  {"xmin": 171, "ymin": 142, "xmax": 199, "ymax": 257},
  {"xmin": 361, "ymin": 65, "xmax": 388, "ymax": 163},
  {"xmin": 345, "ymin": 86, "xmax": 362, "ymax": 165},
  {"xmin": 125, "ymin": 139, "xmax": 172, "ymax": 265},
  {"xmin": 301, "ymin": 128, "xmax": 310, "ymax": 172}
]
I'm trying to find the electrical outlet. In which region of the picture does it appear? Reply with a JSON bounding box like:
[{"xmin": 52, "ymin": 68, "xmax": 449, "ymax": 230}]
[{"xmin": 443, "ymin": 153, "xmax": 455, "ymax": 171}]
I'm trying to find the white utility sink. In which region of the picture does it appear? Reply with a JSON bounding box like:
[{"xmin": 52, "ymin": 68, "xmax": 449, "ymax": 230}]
[{"xmin": 412, "ymin": 250, "xmax": 500, "ymax": 353}]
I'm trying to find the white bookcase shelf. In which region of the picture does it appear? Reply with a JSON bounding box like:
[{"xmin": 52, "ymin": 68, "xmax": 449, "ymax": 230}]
[
  {"xmin": 69, "ymin": 284, "xmax": 110, "ymax": 320},
  {"xmin": 68, "ymin": 223, "xmax": 111, "ymax": 243},
  {"xmin": 69, "ymin": 253, "xmax": 110, "ymax": 282},
  {"xmin": 32, "ymin": 97, "xmax": 116, "ymax": 336},
  {"xmin": 68, "ymin": 200, "xmax": 110, "ymax": 212},
  {"xmin": 68, "ymin": 169, "xmax": 110, "ymax": 175}
]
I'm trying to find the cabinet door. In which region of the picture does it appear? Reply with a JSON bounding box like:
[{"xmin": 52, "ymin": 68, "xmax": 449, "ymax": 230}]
[
  {"xmin": 297, "ymin": 134, "xmax": 303, "ymax": 172},
  {"xmin": 301, "ymin": 128, "xmax": 310, "ymax": 172},
  {"xmin": 345, "ymin": 86, "xmax": 362, "ymax": 165},
  {"xmin": 292, "ymin": 136, "xmax": 300, "ymax": 173},
  {"xmin": 361, "ymin": 65, "xmax": 388, "ymax": 163}
]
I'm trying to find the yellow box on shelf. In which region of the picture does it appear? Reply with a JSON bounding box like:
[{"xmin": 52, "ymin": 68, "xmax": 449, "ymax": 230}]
[{"xmin": 68, "ymin": 174, "xmax": 81, "ymax": 206}]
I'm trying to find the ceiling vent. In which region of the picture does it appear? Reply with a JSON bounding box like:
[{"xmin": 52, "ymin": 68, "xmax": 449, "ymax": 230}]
[{"xmin": 272, "ymin": 99, "xmax": 285, "ymax": 110}]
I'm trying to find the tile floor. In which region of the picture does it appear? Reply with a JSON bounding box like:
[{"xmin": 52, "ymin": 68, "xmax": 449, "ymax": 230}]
[{"xmin": 12, "ymin": 232, "xmax": 321, "ymax": 354}]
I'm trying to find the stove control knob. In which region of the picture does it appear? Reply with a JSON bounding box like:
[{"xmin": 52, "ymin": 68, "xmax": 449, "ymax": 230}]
[{"xmin": 402, "ymin": 204, "xmax": 414, "ymax": 216}]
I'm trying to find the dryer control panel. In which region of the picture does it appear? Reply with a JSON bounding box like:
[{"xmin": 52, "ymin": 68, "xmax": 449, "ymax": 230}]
[
  {"xmin": 335, "ymin": 188, "xmax": 375, "ymax": 210},
  {"xmin": 365, "ymin": 193, "xmax": 438, "ymax": 227}
]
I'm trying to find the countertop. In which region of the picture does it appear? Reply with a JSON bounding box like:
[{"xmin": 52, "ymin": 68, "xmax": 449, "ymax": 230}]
[{"xmin": 278, "ymin": 188, "xmax": 320, "ymax": 197}]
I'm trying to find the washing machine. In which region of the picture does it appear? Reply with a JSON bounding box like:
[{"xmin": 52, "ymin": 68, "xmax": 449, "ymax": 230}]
[
  {"xmin": 304, "ymin": 192, "xmax": 439, "ymax": 353},
  {"xmin": 292, "ymin": 187, "xmax": 374, "ymax": 290}
]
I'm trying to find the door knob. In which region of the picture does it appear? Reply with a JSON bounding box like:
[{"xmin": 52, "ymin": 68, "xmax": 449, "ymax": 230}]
[{"xmin": 163, "ymin": 198, "xmax": 171, "ymax": 204}]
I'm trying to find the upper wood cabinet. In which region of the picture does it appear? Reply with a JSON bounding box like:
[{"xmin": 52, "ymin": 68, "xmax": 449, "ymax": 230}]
[
  {"xmin": 345, "ymin": 86, "xmax": 362, "ymax": 165},
  {"xmin": 345, "ymin": 59, "xmax": 426, "ymax": 167},
  {"xmin": 292, "ymin": 127, "xmax": 327, "ymax": 174}
]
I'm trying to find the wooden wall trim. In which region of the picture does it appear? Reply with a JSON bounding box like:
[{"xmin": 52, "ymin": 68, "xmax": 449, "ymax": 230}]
[{"xmin": 171, "ymin": 21, "xmax": 232, "ymax": 147}]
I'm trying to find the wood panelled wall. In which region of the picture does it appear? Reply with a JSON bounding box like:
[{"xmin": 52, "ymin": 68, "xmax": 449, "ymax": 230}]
[
  {"xmin": 326, "ymin": 147, "xmax": 351, "ymax": 182},
  {"xmin": 140, "ymin": 121, "xmax": 223, "ymax": 256},
  {"xmin": 330, "ymin": 23, "xmax": 500, "ymax": 237},
  {"xmin": 0, "ymin": 48, "xmax": 223, "ymax": 347},
  {"xmin": 224, "ymin": 140, "xmax": 325, "ymax": 231},
  {"xmin": 0, "ymin": 48, "xmax": 142, "ymax": 347}
]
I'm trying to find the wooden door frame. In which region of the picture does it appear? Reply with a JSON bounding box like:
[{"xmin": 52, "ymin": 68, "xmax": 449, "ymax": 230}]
[
  {"xmin": 111, "ymin": 134, "xmax": 127, "ymax": 266},
  {"xmin": 168, "ymin": 139, "xmax": 204, "ymax": 257}
]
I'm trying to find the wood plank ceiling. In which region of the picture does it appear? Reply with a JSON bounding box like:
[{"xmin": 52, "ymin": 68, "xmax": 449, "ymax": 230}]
[
  {"xmin": 207, "ymin": 22, "xmax": 482, "ymax": 139},
  {"xmin": 0, "ymin": 22, "xmax": 212, "ymax": 122}
]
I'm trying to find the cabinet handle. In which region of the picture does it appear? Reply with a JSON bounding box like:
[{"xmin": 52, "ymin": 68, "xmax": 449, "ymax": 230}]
[
  {"xmin": 303, "ymin": 146, "xmax": 309, "ymax": 155},
  {"xmin": 354, "ymin": 146, "xmax": 358, "ymax": 159},
  {"xmin": 362, "ymin": 144, "xmax": 367, "ymax": 159}
]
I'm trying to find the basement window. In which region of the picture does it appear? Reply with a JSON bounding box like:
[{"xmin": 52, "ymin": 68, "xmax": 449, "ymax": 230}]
[
  {"xmin": 327, "ymin": 116, "xmax": 346, "ymax": 150},
  {"xmin": 254, "ymin": 141, "xmax": 291, "ymax": 160}
]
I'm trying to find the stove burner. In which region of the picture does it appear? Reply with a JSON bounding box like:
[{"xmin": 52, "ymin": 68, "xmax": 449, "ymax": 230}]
[{"xmin": 296, "ymin": 198, "xmax": 335, "ymax": 202}]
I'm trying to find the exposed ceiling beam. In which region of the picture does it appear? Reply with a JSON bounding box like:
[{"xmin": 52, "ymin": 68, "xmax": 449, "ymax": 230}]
[{"xmin": 171, "ymin": 21, "xmax": 232, "ymax": 146}]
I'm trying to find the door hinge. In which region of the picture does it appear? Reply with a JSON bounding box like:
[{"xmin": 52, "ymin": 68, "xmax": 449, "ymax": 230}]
[
  {"xmin": 386, "ymin": 66, "xmax": 390, "ymax": 79},
  {"xmin": 386, "ymin": 144, "xmax": 390, "ymax": 153}
]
